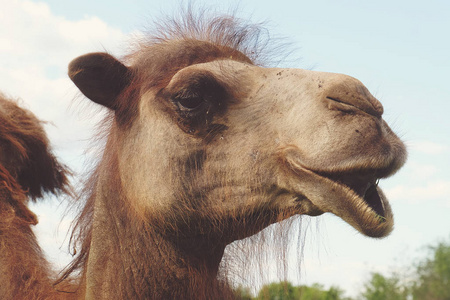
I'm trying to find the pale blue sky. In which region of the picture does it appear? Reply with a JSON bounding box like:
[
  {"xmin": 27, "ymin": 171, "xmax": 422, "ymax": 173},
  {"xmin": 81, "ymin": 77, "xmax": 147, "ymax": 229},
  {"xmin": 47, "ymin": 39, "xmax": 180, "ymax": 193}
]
[
  {"xmin": 1, "ymin": 0, "xmax": 449, "ymax": 297},
  {"xmin": 42, "ymin": 0, "xmax": 450, "ymax": 137}
]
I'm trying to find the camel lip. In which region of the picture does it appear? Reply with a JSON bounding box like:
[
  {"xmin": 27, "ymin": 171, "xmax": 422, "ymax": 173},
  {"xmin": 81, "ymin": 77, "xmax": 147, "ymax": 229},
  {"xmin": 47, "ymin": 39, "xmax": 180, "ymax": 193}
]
[
  {"xmin": 318, "ymin": 171, "xmax": 387, "ymax": 219},
  {"xmin": 305, "ymin": 168, "xmax": 394, "ymax": 237},
  {"xmin": 283, "ymin": 160, "xmax": 394, "ymax": 237}
]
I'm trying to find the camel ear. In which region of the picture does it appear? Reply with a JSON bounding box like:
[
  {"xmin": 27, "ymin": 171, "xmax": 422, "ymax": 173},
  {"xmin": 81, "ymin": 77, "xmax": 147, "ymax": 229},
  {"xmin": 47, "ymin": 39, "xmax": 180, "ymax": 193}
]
[{"xmin": 68, "ymin": 53, "xmax": 132, "ymax": 109}]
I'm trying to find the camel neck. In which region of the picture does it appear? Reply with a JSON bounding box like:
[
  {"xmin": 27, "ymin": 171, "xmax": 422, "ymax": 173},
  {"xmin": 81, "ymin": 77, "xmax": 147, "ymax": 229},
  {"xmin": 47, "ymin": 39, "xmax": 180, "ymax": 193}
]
[{"xmin": 82, "ymin": 184, "xmax": 233, "ymax": 300}]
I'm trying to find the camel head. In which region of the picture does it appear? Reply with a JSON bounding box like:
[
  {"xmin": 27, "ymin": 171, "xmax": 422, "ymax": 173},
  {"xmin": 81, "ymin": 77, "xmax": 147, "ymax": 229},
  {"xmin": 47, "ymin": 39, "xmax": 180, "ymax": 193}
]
[{"xmin": 68, "ymin": 32, "xmax": 406, "ymax": 248}]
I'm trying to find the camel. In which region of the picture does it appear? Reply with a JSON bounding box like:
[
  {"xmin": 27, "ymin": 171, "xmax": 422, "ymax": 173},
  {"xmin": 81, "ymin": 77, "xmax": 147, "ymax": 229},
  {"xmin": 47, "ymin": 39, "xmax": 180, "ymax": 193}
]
[
  {"xmin": 0, "ymin": 94, "xmax": 70, "ymax": 299},
  {"xmin": 2, "ymin": 13, "xmax": 406, "ymax": 300}
]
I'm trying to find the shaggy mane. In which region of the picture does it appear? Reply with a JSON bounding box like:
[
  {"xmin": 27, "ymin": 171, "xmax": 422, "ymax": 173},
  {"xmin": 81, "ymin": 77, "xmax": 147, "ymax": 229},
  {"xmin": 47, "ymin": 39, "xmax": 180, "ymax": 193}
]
[
  {"xmin": 0, "ymin": 94, "xmax": 70, "ymax": 200},
  {"xmin": 0, "ymin": 94, "xmax": 73, "ymax": 299}
]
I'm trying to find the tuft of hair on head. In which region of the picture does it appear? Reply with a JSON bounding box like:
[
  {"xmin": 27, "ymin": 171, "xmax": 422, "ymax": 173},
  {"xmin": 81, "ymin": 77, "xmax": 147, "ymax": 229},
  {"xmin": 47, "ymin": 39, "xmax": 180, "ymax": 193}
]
[{"xmin": 129, "ymin": 4, "xmax": 295, "ymax": 67}]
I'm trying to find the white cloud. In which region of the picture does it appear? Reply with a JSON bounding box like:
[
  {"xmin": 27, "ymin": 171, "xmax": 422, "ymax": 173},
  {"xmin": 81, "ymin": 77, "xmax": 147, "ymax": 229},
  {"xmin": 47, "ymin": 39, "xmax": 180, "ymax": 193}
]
[
  {"xmin": 412, "ymin": 140, "xmax": 448, "ymax": 155},
  {"xmin": 0, "ymin": 0, "xmax": 130, "ymax": 164},
  {"xmin": 0, "ymin": 0, "xmax": 127, "ymax": 109},
  {"xmin": 1, "ymin": 0, "xmax": 126, "ymax": 58},
  {"xmin": 401, "ymin": 161, "xmax": 439, "ymax": 181},
  {"xmin": 0, "ymin": 0, "xmax": 129, "ymax": 272},
  {"xmin": 386, "ymin": 180, "xmax": 450, "ymax": 205},
  {"xmin": 30, "ymin": 199, "xmax": 74, "ymax": 269}
]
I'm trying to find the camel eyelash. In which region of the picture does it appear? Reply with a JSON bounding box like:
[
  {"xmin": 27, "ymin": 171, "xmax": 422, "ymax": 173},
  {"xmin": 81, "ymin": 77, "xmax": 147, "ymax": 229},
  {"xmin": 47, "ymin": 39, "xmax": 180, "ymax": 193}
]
[{"xmin": 170, "ymin": 75, "xmax": 228, "ymax": 116}]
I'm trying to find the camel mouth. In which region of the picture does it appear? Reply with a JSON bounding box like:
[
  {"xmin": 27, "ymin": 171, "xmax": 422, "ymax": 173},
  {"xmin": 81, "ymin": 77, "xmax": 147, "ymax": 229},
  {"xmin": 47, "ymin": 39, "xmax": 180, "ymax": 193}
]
[
  {"xmin": 301, "ymin": 169, "xmax": 393, "ymax": 238},
  {"xmin": 282, "ymin": 158, "xmax": 394, "ymax": 238},
  {"xmin": 322, "ymin": 172, "xmax": 386, "ymax": 220}
]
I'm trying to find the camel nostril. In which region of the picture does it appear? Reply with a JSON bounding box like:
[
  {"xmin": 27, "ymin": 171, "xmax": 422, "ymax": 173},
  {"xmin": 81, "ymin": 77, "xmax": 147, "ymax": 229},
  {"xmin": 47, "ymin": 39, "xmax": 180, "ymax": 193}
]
[
  {"xmin": 323, "ymin": 76, "xmax": 384, "ymax": 117},
  {"xmin": 326, "ymin": 96, "xmax": 359, "ymax": 115},
  {"xmin": 326, "ymin": 92, "xmax": 383, "ymax": 118}
]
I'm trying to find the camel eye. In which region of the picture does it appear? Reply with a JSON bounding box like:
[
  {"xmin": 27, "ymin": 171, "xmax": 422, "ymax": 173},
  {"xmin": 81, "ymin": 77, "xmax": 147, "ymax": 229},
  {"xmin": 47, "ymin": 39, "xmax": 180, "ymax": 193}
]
[{"xmin": 175, "ymin": 94, "xmax": 205, "ymax": 111}]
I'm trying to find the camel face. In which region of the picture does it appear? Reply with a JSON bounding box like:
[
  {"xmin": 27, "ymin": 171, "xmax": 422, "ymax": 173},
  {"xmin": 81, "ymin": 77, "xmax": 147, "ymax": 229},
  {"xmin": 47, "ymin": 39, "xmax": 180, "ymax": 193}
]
[
  {"xmin": 70, "ymin": 46, "xmax": 406, "ymax": 243},
  {"xmin": 116, "ymin": 60, "xmax": 406, "ymax": 239}
]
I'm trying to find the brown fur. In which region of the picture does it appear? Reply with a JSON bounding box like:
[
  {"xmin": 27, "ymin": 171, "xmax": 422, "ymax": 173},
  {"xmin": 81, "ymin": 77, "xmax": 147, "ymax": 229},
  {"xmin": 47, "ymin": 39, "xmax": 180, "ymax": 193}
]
[
  {"xmin": 0, "ymin": 95, "xmax": 70, "ymax": 199},
  {"xmin": 62, "ymin": 11, "xmax": 406, "ymax": 299},
  {"xmin": 63, "ymin": 14, "xmax": 275, "ymax": 297},
  {"xmin": 0, "ymin": 95, "xmax": 72, "ymax": 299},
  {"xmin": 2, "ymin": 10, "xmax": 406, "ymax": 300}
]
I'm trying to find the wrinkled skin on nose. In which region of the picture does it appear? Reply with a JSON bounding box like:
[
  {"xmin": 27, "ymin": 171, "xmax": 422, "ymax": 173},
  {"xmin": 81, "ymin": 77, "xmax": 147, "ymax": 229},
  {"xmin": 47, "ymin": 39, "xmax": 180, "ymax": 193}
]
[
  {"xmin": 251, "ymin": 68, "xmax": 403, "ymax": 175},
  {"xmin": 246, "ymin": 67, "xmax": 406, "ymax": 237},
  {"xmin": 324, "ymin": 75, "xmax": 384, "ymax": 117}
]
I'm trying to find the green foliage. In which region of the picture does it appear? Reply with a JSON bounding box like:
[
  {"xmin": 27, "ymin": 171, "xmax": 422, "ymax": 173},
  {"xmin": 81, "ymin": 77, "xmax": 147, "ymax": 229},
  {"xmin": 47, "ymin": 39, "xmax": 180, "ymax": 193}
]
[
  {"xmin": 359, "ymin": 272, "xmax": 408, "ymax": 300},
  {"xmin": 235, "ymin": 285, "xmax": 253, "ymax": 300},
  {"xmin": 235, "ymin": 237, "xmax": 450, "ymax": 300},
  {"xmin": 358, "ymin": 238, "xmax": 450, "ymax": 300},
  {"xmin": 256, "ymin": 281, "xmax": 300, "ymax": 300},
  {"xmin": 252, "ymin": 281, "xmax": 349, "ymax": 300},
  {"xmin": 412, "ymin": 241, "xmax": 450, "ymax": 300},
  {"xmin": 298, "ymin": 283, "xmax": 348, "ymax": 300}
]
